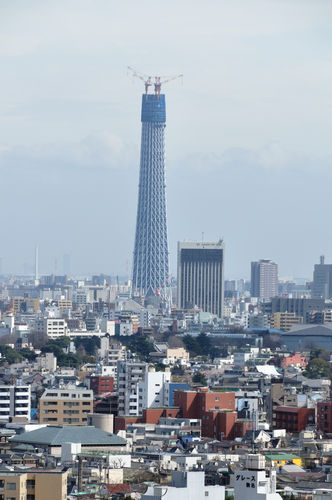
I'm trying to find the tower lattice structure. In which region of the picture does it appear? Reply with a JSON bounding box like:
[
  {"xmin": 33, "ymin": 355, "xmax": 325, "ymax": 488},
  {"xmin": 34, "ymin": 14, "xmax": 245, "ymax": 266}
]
[{"xmin": 132, "ymin": 93, "xmax": 169, "ymax": 298}]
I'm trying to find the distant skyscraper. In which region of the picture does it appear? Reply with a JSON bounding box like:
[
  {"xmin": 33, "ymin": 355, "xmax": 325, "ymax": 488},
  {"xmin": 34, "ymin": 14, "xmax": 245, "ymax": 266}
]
[
  {"xmin": 132, "ymin": 93, "xmax": 169, "ymax": 298},
  {"xmin": 177, "ymin": 241, "xmax": 225, "ymax": 317},
  {"xmin": 251, "ymin": 259, "xmax": 278, "ymax": 301},
  {"xmin": 63, "ymin": 253, "xmax": 71, "ymax": 276},
  {"xmin": 312, "ymin": 255, "xmax": 332, "ymax": 299},
  {"xmin": 34, "ymin": 245, "xmax": 39, "ymax": 283}
]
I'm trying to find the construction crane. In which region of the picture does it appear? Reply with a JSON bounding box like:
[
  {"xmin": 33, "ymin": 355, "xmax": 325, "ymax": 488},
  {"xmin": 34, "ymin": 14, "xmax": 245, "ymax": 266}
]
[{"xmin": 127, "ymin": 66, "xmax": 183, "ymax": 96}]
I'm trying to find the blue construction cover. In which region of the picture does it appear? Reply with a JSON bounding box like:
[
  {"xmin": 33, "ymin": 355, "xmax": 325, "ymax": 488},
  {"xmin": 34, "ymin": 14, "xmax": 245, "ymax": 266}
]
[
  {"xmin": 141, "ymin": 94, "xmax": 166, "ymax": 123},
  {"xmin": 168, "ymin": 382, "xmax": 190, "ymax": 406}
]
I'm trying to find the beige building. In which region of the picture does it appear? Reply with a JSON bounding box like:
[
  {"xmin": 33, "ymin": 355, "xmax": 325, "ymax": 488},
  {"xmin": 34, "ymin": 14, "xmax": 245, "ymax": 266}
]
[
  {"xmin": 11, "ymin": 297, "xmax": 40, "ymax": 314},
  {"xmin": 165, "ymin": 347, "xmax": 189, "ymax": 365},
  {"xmin": 270, "ymin": 312, "xmax": 303, "ymax": 331},
  {"xmin": 39, "ymin": 388, "xmax": 93, "ymax": 425},
  {"xmin": 0, "ymin": 469, "xmax": 67, "ymax": 500}
]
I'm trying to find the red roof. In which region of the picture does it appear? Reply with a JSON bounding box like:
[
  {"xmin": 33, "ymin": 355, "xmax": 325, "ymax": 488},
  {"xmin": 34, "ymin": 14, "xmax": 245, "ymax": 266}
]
[{"xmin": 104, "ymin": 484, "xmax": 131, "ymax": 494}]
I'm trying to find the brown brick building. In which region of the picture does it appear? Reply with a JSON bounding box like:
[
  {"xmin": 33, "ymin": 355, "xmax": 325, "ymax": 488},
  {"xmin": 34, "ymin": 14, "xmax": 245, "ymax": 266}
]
[
  {"xmin": 274, "ymin": 406, "xmax": 315, "ymax": 433},
  {"xmin": 317, "ymin": 401, "xmax": 332, "ymax": 433},
  {"xmin": 39, "ymin": 388, "xmax": 93, "ymax": 425}
]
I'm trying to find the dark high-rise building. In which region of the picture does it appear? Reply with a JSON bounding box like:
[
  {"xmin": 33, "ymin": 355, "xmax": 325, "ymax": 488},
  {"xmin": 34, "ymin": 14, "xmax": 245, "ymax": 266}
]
[
  {"xmin": 177, "ymin": 241, "xmax": 225, "ymax": 317},
  {"xmin": 312, "ymin": 255, "xmax": 332, "ymax": 299},
  {"xmin": 132, "ymin": 93, "xmax": 169, "ymax": 298},
  {"xmin": 251, "ymin": 259, "xmax": 278, "ymax": 301}
]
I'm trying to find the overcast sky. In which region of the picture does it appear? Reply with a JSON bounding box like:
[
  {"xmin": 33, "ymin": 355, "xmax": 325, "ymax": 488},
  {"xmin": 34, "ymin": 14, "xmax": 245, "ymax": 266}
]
[{"xmin": 0, "ymin": 0, "xmax": 331, "ymax": 280}]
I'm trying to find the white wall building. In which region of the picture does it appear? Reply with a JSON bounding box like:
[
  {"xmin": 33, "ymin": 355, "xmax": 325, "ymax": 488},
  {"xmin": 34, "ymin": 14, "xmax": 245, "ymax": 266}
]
[
  {"xmin": 100, "ymin": 319, "xmax": 115, "ymax": 336},
  {"xmin": 0, "ymin": 384, "xmax": 31, "ymax": 421},
  {"xmin": 44, "ymin": 318, "xmax": 68, "ymax": 339},
  {"xmin": 137, "ymin": 368, "xmax": 171, "ymax": 413},
  {"xmin": 141, "ymin": 470, "xmax": 224, "ymax": 500},
  {"xmin": 234, "ymin": 454, "xmax": 282, "ymax": 500},
  {"xmin": 117, "ymin": 360, "xmax": 148, "ymax": 416},
  {"xmin": 35, "ymin": 352, "xmax": 57, "ymax": 372}
]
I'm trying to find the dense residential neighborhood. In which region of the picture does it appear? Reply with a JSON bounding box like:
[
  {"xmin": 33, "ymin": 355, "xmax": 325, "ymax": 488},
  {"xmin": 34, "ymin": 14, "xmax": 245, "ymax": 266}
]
[{"xmin": 0, "ymin": 272, "xmax": 332, "ymax": 499}]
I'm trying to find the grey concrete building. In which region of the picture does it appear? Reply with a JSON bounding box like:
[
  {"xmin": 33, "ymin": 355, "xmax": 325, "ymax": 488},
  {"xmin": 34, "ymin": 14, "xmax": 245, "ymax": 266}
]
[
  {"xmin": 251, "ymin": 260, "xmax": 278, "ymax": 302},
  {"xmin": 312, "ymin": 255, "xmax": 332, "ymax": 299},
  {"xmin": 177, "ymin": 241, "xmax": 224, "ymax": 318}
]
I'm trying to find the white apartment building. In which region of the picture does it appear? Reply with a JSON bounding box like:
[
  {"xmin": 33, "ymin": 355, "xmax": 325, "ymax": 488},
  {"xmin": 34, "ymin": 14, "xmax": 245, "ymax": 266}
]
[
  {"xmin": 139, "ymin": 309, "xmax": 152, "ymax": 328},
  {"xmin": 0, "ymin": 384, "xmax": 31, "ymax": 421},
  {"xmin": 119, "ymin": 321, "xmax": 133, "ymax": 336},
  {"xmin": 117, "ymin": 360, "xmax": 148, "ymax": 416},
  {"xmin": 138, "ymin": 368, "xmax": 171, "ymax": 414},
  {"xmin": 98, "ymin": 339, "xmax": 126, "ymax": 383},
  {"xmin": 44, "ymin": 318, "xmax": 68, "ymax": 339},
  {"xmin": 100, "ymin": 318, "xmax": 115, "ymax": 336},
  {"xmin": 117, "ymin": 361, "xmax": 172, "ymax": 416},
  {"xmin": 35, "ymin": 352, "xmax": 57, "ymax": 372}
]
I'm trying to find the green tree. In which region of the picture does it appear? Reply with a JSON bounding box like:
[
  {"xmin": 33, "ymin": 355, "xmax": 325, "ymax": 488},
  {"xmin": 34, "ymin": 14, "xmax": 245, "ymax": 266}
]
[
  {"xmin": 197, "ymin": 333, "xmax": 211, "ymax": 354},
  {"xmin": 19, "ymin": 348, "xmax": 37, "ymax": 362},
  {"xmin": 182, "ymin": 335, "xmax": 201, "ymax": 356},
  {"xmin": 310, "ymin": 347, "xmax": 330, "ymax": 361},
  {"xmin": 192, "ymin": 371, "xmax": 207, "ymax": 385},
  {"xmin": 0, "ymin": 345, "xmax": 24, "ymax": 365},
  {"xmin": 305, "ymin": 358, "xmax": 331, "ymax": 379}
]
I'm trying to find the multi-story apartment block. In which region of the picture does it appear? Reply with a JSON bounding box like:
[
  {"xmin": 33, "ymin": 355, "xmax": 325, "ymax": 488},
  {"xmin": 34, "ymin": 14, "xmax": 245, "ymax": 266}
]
[
  {"xmin": 39, "ymin": 388, "xmax": 93, "ymax": 425},
  {"xmin": 270, "ymin": 312, "xmax": 303, "ymax": 331},
  {"xmin": 0, "ymin": 469, "xmax": 68, "ymax": 500},
  {"xmin": 44, "ymin": 318, "xmax": 68, "ymax": 339},
  {"xmin": 35, "ymin": 352, "xmax": 57, "ymax": 372},
  {"xmin": 11, "ymin": 297, "xmax": 40, "ymax": 314},
  {"xmin": 117, "ymin": 361, "xmax": 148, "ymax": 416},
  {"xmin": 0, "ymin": 384, "xmax": 31, "ymax": 421},
  {"xmin": 89, "ymin": 375, "xmax": 114, "ymax": 397},
  {"xmin": 312, "ymin": 255, "xmax": 332, "ymax": 299},
  {"xmin": 251, "ymin": 259, "xmax": 278, "ymax": 301},
  {"xmin": 317, "ymin": 401, "xmax": 332, "ymax": 433}
]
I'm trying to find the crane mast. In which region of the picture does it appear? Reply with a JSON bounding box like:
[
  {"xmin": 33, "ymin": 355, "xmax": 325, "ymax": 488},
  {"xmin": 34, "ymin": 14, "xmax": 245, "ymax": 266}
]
[{"xmin": 127, "ymin": 66, "xmax": 183, "ymax": 96}]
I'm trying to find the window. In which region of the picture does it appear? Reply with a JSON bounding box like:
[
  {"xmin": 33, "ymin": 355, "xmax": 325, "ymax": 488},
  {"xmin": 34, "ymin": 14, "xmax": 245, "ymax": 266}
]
[
  {"xmin": 205, "ymin": 492, "xmax": 209, "ymax": 497},
  {"xmin": 7, "ymin": 483, "xmax": 16, "ymax": 490},
  {"xmin": 27, "ymin": 479, "xmax": 35, "ymax": 489}
]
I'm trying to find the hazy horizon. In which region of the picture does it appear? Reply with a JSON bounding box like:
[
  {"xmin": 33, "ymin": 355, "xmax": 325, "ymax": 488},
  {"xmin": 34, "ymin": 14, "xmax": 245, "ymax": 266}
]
[{"xmin": 1, "ymin": 0, "xmax": 331, "ymax": 280}]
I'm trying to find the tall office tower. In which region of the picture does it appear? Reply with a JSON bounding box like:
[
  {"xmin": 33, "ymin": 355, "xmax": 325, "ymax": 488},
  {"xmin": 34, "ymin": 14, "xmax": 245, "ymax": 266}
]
[
  {"xmin": 177, "ymin": 241, "xmax": 225, "ymax": 318},
  {"xmin": 132, "ymin": 93, "xmax": 169, "ymax": 299},
  {"xmin": 312, "ymin": 255, "xmax": 332, "ymax": 299},
  {"xmin": 251, "ymin": 259, "xmax": 278, "ymax": 301}
]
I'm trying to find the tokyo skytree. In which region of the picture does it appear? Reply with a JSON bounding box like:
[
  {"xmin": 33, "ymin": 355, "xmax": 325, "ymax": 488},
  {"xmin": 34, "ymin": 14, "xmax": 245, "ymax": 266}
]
[{"xmin": 129, "ymin": 68, "xmax": 182, "ymax": 300}]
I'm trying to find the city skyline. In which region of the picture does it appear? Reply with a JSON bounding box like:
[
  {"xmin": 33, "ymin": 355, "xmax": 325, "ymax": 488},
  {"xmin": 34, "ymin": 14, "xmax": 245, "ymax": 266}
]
[{"xmin": 0, "ymin": 1, "xmax": 331, "ymax": 278}]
